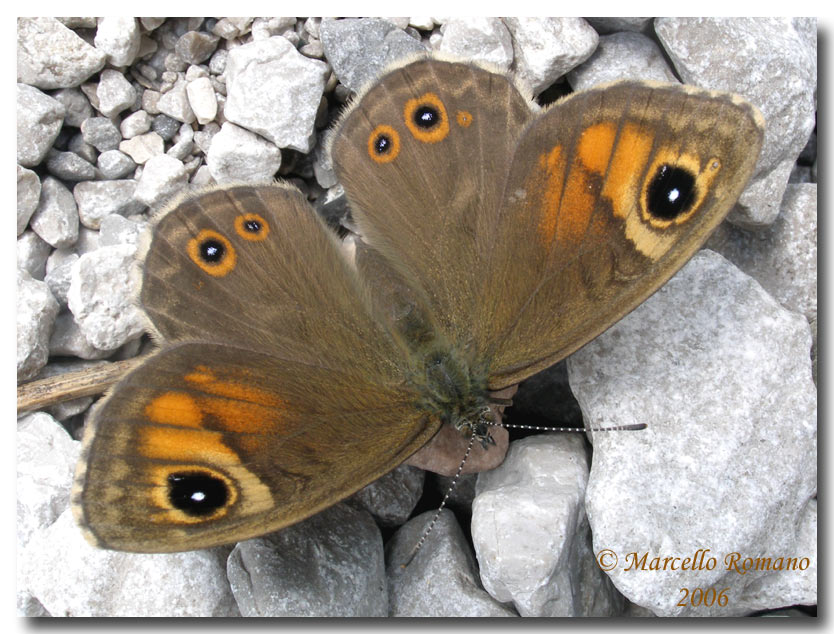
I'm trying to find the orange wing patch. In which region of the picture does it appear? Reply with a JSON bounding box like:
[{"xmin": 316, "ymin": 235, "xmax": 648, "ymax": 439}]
[
  {"xmin": 535, "ymin": 120, "xmax": 693, "ymax": 262},
  {"xmin": 601, "ymin": 123, "xmax": 654, "ymax": 220},
  {"xmin": 536, "ymin": 122, "xmax": 619, "ymax": 249},
  {"xmin": 141, "ymin": 427, "xmax": 238, "ymax": 463},
  {"xmin": 143, "ymin": 365, "xmax": 289, "ymax": 435},
  {"xmin": 144, "ymin": 392, "xmax": 203, "ymax": 428},
  {"xmin": 577, "ymin": 121, "xmax": 617, "ymax": 173},
  {"xmin": 536, "ymin": 145, "xmax": 565, "ymax": 246},
  {"xmin": 558, "ymin": 166, "xmax": 595, "ymax": 247},
  {"xmin": 138, "ymin": 364, "xmax": 287, "ymax": 522},
  {"xmin": 184, "ymin": 364, "xmax": 287, "ymax": 433}
]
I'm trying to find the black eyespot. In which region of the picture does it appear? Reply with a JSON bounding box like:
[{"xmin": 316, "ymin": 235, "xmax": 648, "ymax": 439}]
[
  {"xmin": 235, "ymin": 213, "xmax": 270, "ymax": 241},
  {"xmin": 189, "ymin": 230, "xmax": 236, "ymax": 275},
  {"xmin": 368, "ymin": 125, "xmax": 400, "ymax": 163},
  {"xmin": 374, "ymin": 134, "xmax": 392, "ymax": 155},
  {"xmin": 414, "ymin": 105, "xmax": 440, "ymax": 129},
  {"xmin": 168, "ymin": 472, "xmax": 229, "ymax": 517},
  {"xmin": 200, "ymin": 238, "xmax": 225, "ymax": 263},
  {"xmin": 646, "ymin": 165, "xmax": 697, "ymax": 220}
]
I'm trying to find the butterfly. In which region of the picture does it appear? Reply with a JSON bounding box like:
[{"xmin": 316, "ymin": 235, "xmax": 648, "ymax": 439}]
[{"xmin": 72, "ymin": 56, "xmax": 764, "ymax": 552}]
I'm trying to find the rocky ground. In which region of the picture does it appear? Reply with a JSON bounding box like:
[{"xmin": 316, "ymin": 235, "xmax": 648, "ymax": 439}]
[{"xmin": 17, "ymin": 17, "xmax": 816, "ymax": 617}]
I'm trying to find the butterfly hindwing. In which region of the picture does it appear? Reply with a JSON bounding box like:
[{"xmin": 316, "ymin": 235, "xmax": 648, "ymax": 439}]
[
  {"xmin": 331, "ymin": 57, "xmax": 535, "ymax": 353},
  {"xmin": 73, "ymin": 342, "xmax": 438, "ymax": 552}
]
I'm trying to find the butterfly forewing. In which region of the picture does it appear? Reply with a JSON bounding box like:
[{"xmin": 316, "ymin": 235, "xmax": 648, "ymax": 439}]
[
  {"xmin": 478, "ymin": 81, "xmax": 764, "ymax": 387},
  {"xmin": 331, "ymin": 62, "xmax": 763, "ymax": 392}
]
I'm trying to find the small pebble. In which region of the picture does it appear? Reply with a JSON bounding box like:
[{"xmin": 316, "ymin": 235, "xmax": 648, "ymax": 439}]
[
  {"xmin": 119, "ymin": 131, "xmax": 165, "ymax": 164},
  {"xmin": 67, "ymin": 133, "xmax": 98, "ymax": 164},
  {"xmin": 45, "ymin": 150, "xmax": 98, "ymax": 182},
  {"xmin": 29, "ymin": 176, "xmax": 79, "ymax": 249},
  {"xmin": 151, "ymin": 114, "xmax": 181, "ymax": 140},
  {"xmin": 96, "ymin": 69, "xmax": 136, "ymax": 117},
  {"xmin": 97, "ymin": 150, "xmax": 137, "ymax": 180},
  {"xmin": 17, "ymin": 166, "xmax": 42, "ymax": 236},
  {"xmin": 120, "ymin": 110, "xmax": 153, "ymax": 139},
  {"xmin": 81, "ymin": 117, "xmax": 122, "ymax": 152}
]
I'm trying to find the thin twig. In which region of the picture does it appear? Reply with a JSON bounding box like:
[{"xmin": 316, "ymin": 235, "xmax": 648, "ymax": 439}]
[{"xmin": 16, "ymin": 357, "xmax": 145, "ymax": 413}]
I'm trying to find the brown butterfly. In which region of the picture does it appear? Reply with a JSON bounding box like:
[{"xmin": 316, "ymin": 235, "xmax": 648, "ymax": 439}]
[{"xmin": 72, "ymin": 56, "xmax": 764, "ymax": 552}]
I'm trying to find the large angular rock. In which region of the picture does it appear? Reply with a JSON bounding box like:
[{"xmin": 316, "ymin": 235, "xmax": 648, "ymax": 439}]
[
  {"xmin": 655, "ymin": 18, "xmax": 816, "ymax": 226},
  {"xmin": 708, "ymin": 183, "xmax": 817, "ymax": 322},
  {"xmin": 17, "ymin": 231, "xmax": 51, "ymax": 280},
  {"xmin": 29, "ymin": 176, "xmax": 79, "ymax": 248},
  {"xmin": 224, "ymin": 36, "xmax": 329, "ymax": 152},
  {"xmin": 472, "ymin": 435, "xmax": 624, "ymax": 616},
  {"xmin": 205, "ymin": 122, "xmax": 282, "ymax": 182},
  {"xmin": 17, "ymin": 17, "xmax": 106, "ymax": 88},
  {"xmin": 567, "ymin": 32, "xmax": 678, "ymax": 90},
  {"xmin": 17, "ymin": 84, "xmax": 66, "ymax": 167},
  {"xmin": 22, "ymin": 511, "xmax": 238, "ymax": 616},
  {"xmin": 228, "ymin": 504, "xmax": 386, "ymax": 616},
  {"xmin": 74, "ymin": 180, "xmax": 145, "ymax": 229},
  {"xmin": 17, "ymin": 270, "xmax": 59, "ymax": 380},
  {"xmin": 569, "ymin": 250, "xmax": 816, "ymax": 615},
  {"xmin": 17, "ymin": 165, "xmax": 41, "ymax": 235},
  {"xmin": 386, "ymin": 510, "xmax": 517, "ymax": 617},
  {"xmin": 94, "ymin": 17, "xmax": 141, "ymax": 67},
  {"xmin": 504, "ymin": 17, "xmax": 598, "ymax": 96},
  {"xmin": 67, "ymin": 244, "xmax": 146, "ymax": 351},
  {"xmin": 320, "ymin": 18, "xmax": 425, "ymax": 93},
  {"xmin": 437, "ymin": 18, "xmax": 513, "ymax": 72}
]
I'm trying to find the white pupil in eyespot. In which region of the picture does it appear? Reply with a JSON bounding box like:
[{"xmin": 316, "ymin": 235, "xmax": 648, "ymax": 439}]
[
  {"xmin": 191, "ymin": 491, "xmax": 206, "ymax": 502},
  {"xmin": 667, "ymin": 188, "xmax": 680, "ymax": 203}
]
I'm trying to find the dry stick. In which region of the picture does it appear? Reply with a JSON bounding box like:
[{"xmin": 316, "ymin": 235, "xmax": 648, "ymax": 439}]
[{"xmin": 16, "ymin": 357, "xmax": 145, "ymax": 413}]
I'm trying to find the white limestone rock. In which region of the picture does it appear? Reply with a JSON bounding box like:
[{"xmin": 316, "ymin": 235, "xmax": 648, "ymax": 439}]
[
  {"xmin": 17, "ymin": 270, "xmax": 59, "ymax": 380},
  {"xmin": 17, "ymin": 17, "xmax": 106, "ymax": 89},
  {"xmin": 504, "ymin": 17, "xmax": 598, "ymax": 96},
  {"xmin": 22, "ymin": 510, "xmax": 239, "ymax": 616},
  {"xmin": 569, "ymin": 250, "xmax": 816, "ymax": 615},
  {"xmin": 67, "ymin": 244, "xmax": 145, "ymax": 351},
  {"xmin": 472, "ymin": 435, "xmax": 624, "ymax": 616},
  {"xmin": 228, "ymin": 504, "xmax": 386, "ymax": 616}
]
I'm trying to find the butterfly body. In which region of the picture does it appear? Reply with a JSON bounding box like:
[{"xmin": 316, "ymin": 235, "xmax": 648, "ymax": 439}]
[
  {"xmin": 414, "ymin": 342, "xmax": 493, "ymax": 444},
  {"xmin": 72, "ymin": 55, "xmax": 764, "ymax": 553}
]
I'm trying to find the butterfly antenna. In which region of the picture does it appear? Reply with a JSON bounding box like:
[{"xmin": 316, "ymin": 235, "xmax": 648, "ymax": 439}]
[
  {"xmin": 489, "ymin": 421, "xmax": 647, "ymax": 433},
  {"xmin": 399, "ymin": 416, "xmax": 644, "ymax": 567},
  {"xmin": 401, "ymin": 430, "xmax": 477, "ymax": 568}
]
